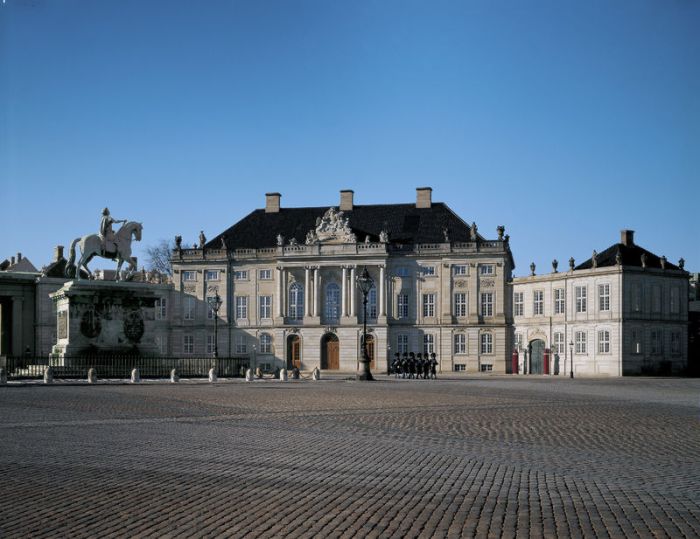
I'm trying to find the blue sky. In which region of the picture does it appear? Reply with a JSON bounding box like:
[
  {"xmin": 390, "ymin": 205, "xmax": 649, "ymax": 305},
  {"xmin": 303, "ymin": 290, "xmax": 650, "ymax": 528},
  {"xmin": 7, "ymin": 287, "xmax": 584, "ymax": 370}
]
[{"xmin": 1, "ymin": 0, "xmax": 698, "ymax": 275}]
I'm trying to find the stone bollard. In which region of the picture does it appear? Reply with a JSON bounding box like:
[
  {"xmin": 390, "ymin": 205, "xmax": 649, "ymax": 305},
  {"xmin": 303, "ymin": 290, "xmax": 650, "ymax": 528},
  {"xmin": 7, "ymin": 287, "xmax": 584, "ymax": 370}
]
[
  {"xmin": 245, "ymin": 369, "xmax": 254, "ymax": 382},
  {"xmin": 312, "ymin": 367, "xmax": 320, "ymax": 381},
  {"xmin": 131, "ymin": 368, "xmax": 140, "ymax": 383},
  {"xmin": 44, "ymin": 366, "xmax": 54, "ymax": 385},
  {"xmin": 87, "ymin": 368, "xmax": 97, "ymax": 384},
  {"xmin": 0, "ymin": 368, "xmax": 7, "ymax": 385},
  {"xmin": 208, "ymin": 368, "xmax": 217, "ymax": 383},
  {"xmin": 279, "ymin": 368, "xmax": 288, "ymax": 381},
  {"xmin": 255, "ymin": 367, "xmax": 263, "ymax": 379},
  {"xmin": 170, "ymin": 369, "xmax": 179, "ymax": 383}
]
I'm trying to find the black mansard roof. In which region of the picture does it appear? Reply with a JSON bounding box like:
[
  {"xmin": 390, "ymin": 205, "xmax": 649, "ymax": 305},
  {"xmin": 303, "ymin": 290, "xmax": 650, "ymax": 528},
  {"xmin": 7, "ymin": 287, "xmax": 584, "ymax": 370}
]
[
  {"xmin": 575, "ymin": 242, "xmax": 680, "ymax": 271},
  {"xmin": 206, "ymin": 203, "xmax": 484, "ymax": 250}
]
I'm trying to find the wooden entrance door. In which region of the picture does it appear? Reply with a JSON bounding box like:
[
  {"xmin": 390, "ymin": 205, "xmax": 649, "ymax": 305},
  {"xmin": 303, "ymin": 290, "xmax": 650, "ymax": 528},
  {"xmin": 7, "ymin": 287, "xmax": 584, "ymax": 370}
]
[
  {"xmin": 287, "ymin": 335, "xmax": 301, "ymax": 369},
  {"xmin": 529, "ymin": 339, "xmax": 545, "ymax": 374},
  {"xmin": 327, "ymin": 339, "xmax": 339, "ymax": 370}
]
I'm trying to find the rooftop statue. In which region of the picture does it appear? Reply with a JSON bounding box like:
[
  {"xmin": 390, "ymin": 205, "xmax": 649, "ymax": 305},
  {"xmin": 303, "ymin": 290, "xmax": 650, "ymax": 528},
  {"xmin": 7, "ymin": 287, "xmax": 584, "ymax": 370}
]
[
  {"xmin": 65, "ymin": 207, "xmax": 143, "ymax": 281},
  {"xmin": 306, "ymin": 207, "xmax": 357, "ymax": 244}
]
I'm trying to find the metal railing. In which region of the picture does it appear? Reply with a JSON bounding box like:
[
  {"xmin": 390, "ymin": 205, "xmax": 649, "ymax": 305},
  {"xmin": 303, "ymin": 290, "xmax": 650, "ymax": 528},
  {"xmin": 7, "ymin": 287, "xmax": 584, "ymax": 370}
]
[{"xmin": 0, "ymin": 356, "xmax": 249, "ymax": 380}]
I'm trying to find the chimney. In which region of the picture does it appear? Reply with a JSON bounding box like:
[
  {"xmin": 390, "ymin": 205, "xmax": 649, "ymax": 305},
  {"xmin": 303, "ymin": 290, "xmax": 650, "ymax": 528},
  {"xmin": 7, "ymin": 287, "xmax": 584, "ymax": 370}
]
[
  {"xmin": 340, "ymin": 190, "xmax": 354, "ymax": 211},
  {"xmin": 265, "ymin": 192, "xmax": 281, "ymax": 213},
  {"xmin": 620, "ymin": 230, "xmax": 635, "ymax": 247},
  {"xmin": 17, "ymin": 252, "xmax": 22, "ymax": 262},
  {"xmin": 416, "ymin": 187, "xmax": 432, "ymax": 209},
  {"xmin": 54, "ymin": 245, "xmax": 64, "ymax": 261},
  {"xmin": 10, "ymin": 256, "xmax": 15, "ymax": 265}
]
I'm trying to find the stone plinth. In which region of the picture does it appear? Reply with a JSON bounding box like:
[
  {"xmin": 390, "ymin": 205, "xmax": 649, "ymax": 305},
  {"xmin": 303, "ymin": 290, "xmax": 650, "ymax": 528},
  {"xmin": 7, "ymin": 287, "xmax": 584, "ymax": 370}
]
[{"xmin": 50, "ymin": 280, "xmax": 159, "ymax": 362}]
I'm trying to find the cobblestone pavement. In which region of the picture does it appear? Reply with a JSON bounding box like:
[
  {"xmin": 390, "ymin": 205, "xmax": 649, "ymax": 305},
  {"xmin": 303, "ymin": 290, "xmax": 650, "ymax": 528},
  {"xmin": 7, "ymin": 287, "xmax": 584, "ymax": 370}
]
[{"xmin": 1, "ymin": 376, "xmax": 699, "ymax": 538}]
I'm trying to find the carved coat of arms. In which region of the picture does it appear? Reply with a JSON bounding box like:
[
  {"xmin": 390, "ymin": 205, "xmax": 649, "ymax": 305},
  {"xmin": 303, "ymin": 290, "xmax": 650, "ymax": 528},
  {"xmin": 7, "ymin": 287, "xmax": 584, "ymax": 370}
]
[{"xmin": 305, "ymin": 208, "xmax": 357, "ymax": 244}]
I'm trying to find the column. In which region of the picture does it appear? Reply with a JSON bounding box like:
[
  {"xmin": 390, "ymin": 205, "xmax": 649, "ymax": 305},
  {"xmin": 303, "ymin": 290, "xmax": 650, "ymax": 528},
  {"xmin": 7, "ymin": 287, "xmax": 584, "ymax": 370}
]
[
  {"xmin": 275, "ymin": 267, "xmax": 283, "ymax": 318},
  {"xmin": 11, "ymin": 296, "xmax": 23, "ymax": 357},
  {"xmin": 313, "ymin": 267, "xmax": 320, "ymax": 317},
  {"xmin": 379, "ymin": 266, "xmax": 386, "ymax": 316},
  {"xmin": 341, "ymin": 266, "xmax": 348, "ymax": 317},
  {"xmin": 349, "ymin": 267, "xmax": 356, "ymax": 317},
  {"xmin": 304, "ymin": 267, "xmax": 311, "ymax": 317}
]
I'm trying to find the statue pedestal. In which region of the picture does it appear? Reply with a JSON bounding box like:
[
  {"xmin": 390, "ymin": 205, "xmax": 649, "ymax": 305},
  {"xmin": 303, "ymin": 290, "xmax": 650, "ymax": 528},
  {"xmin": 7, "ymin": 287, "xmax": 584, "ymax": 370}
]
[{"xmin": 50, "ymin": 280, "xmax": 160, "ymax": 362}]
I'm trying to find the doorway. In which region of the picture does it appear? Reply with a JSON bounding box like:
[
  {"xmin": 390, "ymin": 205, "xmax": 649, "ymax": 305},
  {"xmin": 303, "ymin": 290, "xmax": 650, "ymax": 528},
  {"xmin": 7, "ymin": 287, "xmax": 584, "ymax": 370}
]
[
  {"xmin": 321, "ymin": 333, "xmax": 339, "ymax": 370},
  {"xmin": 529, "ymin": 339, "xmax": 545, "ymax": 374},
  {"xmin": 287, "ymin": 334, "xmax": 301, "ymax": 370}
]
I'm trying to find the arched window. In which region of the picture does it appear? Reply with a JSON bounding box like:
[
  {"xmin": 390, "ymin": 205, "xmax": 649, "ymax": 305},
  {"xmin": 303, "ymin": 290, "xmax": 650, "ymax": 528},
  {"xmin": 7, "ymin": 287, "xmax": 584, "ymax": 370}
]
[
  {"xmin": 325, "ymin": 283, "xmax": 341, "ymax": 323},
  {"xmin": 288, "ymin": 282, "xmax": 304, "ymax": 321},
  {"xmin": 260, "ymin": 333, "xmax": 273, "ymax": 354}
]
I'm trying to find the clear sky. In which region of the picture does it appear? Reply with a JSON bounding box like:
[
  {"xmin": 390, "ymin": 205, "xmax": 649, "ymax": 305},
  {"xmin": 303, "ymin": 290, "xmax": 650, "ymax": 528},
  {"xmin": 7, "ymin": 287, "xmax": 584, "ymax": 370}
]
[{"xmin": 1, "ymin": 0, "xmax": 698, "ymax": 275}]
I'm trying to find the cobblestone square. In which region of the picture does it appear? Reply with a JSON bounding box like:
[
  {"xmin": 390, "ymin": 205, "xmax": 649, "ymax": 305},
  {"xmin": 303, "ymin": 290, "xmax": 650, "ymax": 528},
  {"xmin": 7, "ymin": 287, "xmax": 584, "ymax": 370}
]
[{"xmin": 1, "ymin": 376, "xmax": 699, "ymax": 538}]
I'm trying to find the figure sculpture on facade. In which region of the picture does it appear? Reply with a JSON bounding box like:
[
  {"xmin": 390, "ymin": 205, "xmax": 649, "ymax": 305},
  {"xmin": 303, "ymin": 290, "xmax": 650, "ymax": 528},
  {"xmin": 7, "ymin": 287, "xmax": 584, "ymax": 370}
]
[
  {"xmin": 379, "ymin": 230, "xmax": 389, "ymax": 243},
  {"xmin": 307, "ymin": 207, "xmax": 357, "ymax": 244},
  {"xmin": 220, "ymin": 237, "xmax": 227, "ymax": 249},
  {"xmin": 497, "ymin": 225, "xmax": 505, "ymax": 240},
  {"xmin": 470, "ymin": 222, "xmax": 478, "ymax": 241},
  {"xmin": 65, "ymin": 208, "xmax": 143, "ymax": 281},
  {"xmin": 569, "ymin": 257, "xmax": 575, "ymax": 271},
  {"xmin": 175, "ymin": 235, "xmax": 182, "ymax": 250},
  {"xmin": 615, "ymin": 251, "xmax": 622, "ymax": 266},
  {"xmin": 552, "ymin": 259, "xmax": 558, "ymax": 273},
  {"xmin": 199, "ymin": 230, "xmax": 206, "ymax": 248},
  {"xmin": 277, "ymin": 234, "xmax": 284, "ymax": 246},
  {"xmin": 641, "ymin": 252, "xmax": 648, "ymax": 268},
  {"xmin": 679, "ymin": 258, "xmax": 685, "ymax": 270},
  {"xmin": 592, "ymin": 250, "xmax": 598, "ymax": 268},
  {"xmin": 442, "ymin": 227, "xmax": 450, "ymax": 242}
]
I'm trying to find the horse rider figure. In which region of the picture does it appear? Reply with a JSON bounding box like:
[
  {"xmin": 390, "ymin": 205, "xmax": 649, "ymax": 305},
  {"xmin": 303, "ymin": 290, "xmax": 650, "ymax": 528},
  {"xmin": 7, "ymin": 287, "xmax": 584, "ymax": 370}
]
[{"xmin": 100, "ymin": 208, "xmax": 127, "ymax": 257}]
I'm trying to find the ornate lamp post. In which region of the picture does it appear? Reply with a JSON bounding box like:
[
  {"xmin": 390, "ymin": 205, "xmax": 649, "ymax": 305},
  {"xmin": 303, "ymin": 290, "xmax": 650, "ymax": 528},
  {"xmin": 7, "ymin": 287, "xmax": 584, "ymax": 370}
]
[
  {"xmin": 569, "ymin": 340, "xmax": 574, "ymax": 379},
  {"xmin": 356, "ymin": 266, "xmax": 375, "ymax": 381},
  {"xmin": 207, "ymin": 290, "xmax": 222, "ymax": 359}
]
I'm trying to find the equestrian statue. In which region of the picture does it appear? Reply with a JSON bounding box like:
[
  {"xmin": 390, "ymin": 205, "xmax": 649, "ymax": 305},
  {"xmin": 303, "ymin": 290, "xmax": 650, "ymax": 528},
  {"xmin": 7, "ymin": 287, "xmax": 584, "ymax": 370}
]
[{"xmin": 65, "ymin": 208, "xmax": 143, "ymax": 281}]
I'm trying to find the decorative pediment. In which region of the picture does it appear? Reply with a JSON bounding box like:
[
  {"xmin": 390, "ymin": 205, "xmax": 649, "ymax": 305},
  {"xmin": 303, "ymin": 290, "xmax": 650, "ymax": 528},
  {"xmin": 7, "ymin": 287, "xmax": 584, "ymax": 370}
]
[{"xmin": 305, "ymin": 207, "xmax": 357, "ymax": 245}]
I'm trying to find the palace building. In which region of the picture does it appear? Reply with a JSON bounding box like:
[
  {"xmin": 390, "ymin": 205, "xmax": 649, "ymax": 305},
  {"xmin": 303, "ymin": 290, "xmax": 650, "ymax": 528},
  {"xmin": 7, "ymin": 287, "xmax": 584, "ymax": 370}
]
[{"xmin": 166, "ymin": 188, "xmax": 515, "ymax": 373}]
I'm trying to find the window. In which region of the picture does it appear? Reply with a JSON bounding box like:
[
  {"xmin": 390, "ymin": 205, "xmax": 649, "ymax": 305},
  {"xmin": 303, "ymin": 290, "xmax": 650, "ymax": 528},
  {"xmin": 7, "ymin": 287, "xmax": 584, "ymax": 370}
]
[
  {"xmin": 480, "ymin": 292, "xmax": 493, "ymax": 317},
  {"xmin": 206, "ymin": 296, "xmax": 216, "ymax": 319},
  {"xmin": 184, "ymin": 296, "xmax": 195, "ymax": 320},
  {"xmin": 397, "ymin": 294, "xmax": 409, "ymax": 319},
  {"xmin": 183, "ymin": 271, "xmax": 196, "ymax": 282},
  {"xmin": 453, "ymin": 265, "xmax": 467, "ymax": 276},
  {"xmin": 259, "ymin": 269, "xmax": 272, "ymax": 280},
  {"xmin": 235, "ymin": 334, "xmax": 247, "ymax": 354},
  {"xmin": 575, "ymin": 331, "xmax": 587, "ymax": 354},
  {"xmin": 652, "ymin": 286, "xmax": 661, "ymax": 313},
  {"xmin": 650, "ymin": 330, "xmax": 662, "ymax": 355},
  {"xmin": 234, "ymin": 270, "xmax": 248, "ymax": 280},
  {"xmin": 480, "ymin": 333, "xmax": 493, "ymax": 354},
  {"xmin": 480, "ymin": 264, "xmax": 494, "ymax": 275},
  {"xmin": 423, "ymin": 334, "xmax": 435, "ymax": 355},
  {"xmin": 368, "ymin": 286, "xmax": 377, "ymax": 320},
  {"xmin": 454, "ymin": 333, "xmax": 467, "ymax": 354},
  {"xmin": 288, "ymin": 283, "xmax": 304, "ymax": 320},
  {"xmin": 632, "ymin": 284, "xmax": 642, "ymax": 312},
  {"xmin": 397, "ymin": 334, "xmax": 409, "ymax": 354},
  {"xmin": 554, "ymin": 289, "xmax": 565, "ymax": 315},
  {"xmin": 325, "ymin": 283, "xmax": 341, "ymax": 322},
  {"xmin": 183, "ymin": 335, "xmax": 194, "ymax": 354},
  {"xmin": 422, "ymin": 293, "xmax": 435, "ymax": 317},
  {"xmin": 533, "ymin": 290, "xmax": 544, "ymax": 315},
  {"xmin": 454, "ymin": 293, "xmax": 467, "ymax": 317},
  {"xmin": 632, "ymin": 330, "xmax": 642, "ymax": 354},
  {"xmin": 514, "ymin": 292, "xmax": 524, "ymax": 317},
  {"xmin": 422, "ymin": 266, "xmax": 436, "ymax": 276},
  {"xmin": 480, "ymin": 364, "xmax": 493, "ymax": 372},
  {"xmin": 671, "ymin": 332, "xmax": 681, "ymax": 355},
  {"xmin": 599, "ymin": 284, "xmax": 610, "ymax": 312},
  {"xmin": 598, "ymin": 330, "xmax": 610, "ymax": 353},
  {"xmin": 260, "ymin": 333, "xmax": 272, "ymax": 354},
  {"xmin": 155, "ymin": 298, "xmax": 167, "ymax": 320},
  {"xmin": 235, "ymin": 296, "xmax": 248, "ymax": 320},
  {"xmin": 553, "ymin": 332, "xmax": 564, "ymax": 354},
  {"xmin": 670, "ymin": 288, "xmax": 680, "ymax": 314},
  {"xmin": 514, "ymin": 333, "xmax": 523, "ymax": 351},
  {"xmin": 259, "ymin": 296, "xmax": 272, "ymax": 319},
  {"xmin": 454, "ymin": 364, "xmax": 466, "ymax": 372},
  {"xmin": 206, "ymin": 334, "xmax": 216, "ymax": 354},
  {"xmin": 205, "ymin": 270, "xmax": 220, "ymax": 281},
  {"xmin": 156, "ymin": 334, "xmax": 167, "ymax": 355},
  {"xmin": 575, "ymin": 286, "xmax": 587, "ymax": 313}
]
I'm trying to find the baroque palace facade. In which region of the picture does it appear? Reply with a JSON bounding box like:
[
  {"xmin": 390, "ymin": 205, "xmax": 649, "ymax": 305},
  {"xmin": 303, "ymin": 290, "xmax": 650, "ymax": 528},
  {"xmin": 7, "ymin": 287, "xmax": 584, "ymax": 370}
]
[
  {"xmin": 0, "ymin": 187, "xmax": 691, "ymax": 376},
  {"xmin": 167, "ymin": 188, "xmax": 515, "ymax": 373}
]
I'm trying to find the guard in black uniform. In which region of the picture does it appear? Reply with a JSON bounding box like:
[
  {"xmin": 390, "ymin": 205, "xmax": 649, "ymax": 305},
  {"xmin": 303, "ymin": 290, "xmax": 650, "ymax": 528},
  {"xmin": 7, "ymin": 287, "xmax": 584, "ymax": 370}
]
[
  {"xmin": 430, "ymin": 352, "xmax": 438, "ymax": 379},
  {"xmin": 408, "ymin": 352, "xmax": 416, "ymax": 379}
]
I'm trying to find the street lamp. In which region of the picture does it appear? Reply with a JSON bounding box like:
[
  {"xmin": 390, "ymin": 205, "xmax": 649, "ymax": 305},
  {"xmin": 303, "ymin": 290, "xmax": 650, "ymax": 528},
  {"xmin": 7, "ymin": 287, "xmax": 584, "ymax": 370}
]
[
  {"xmin": 356, "ymin": 266, "xmax": 375, "ymax": 381},
  {"xmin": 569, "ymin": 340, "xmax": 574, "ymax": 379},
  {"xmin": 387, "ymin": 344, "xmax": 391, "ymax": 375},
  {"xmin": 207, "ymin": 289, "xmax": 222, "ymax": 359}
]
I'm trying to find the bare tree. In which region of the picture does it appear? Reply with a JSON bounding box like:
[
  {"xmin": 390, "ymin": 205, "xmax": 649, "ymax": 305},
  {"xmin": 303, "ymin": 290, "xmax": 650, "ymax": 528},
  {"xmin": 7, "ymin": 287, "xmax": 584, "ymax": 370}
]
[{"xmin": 144, "ymin": 239, "xmax": 173, "ymax": 276}]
